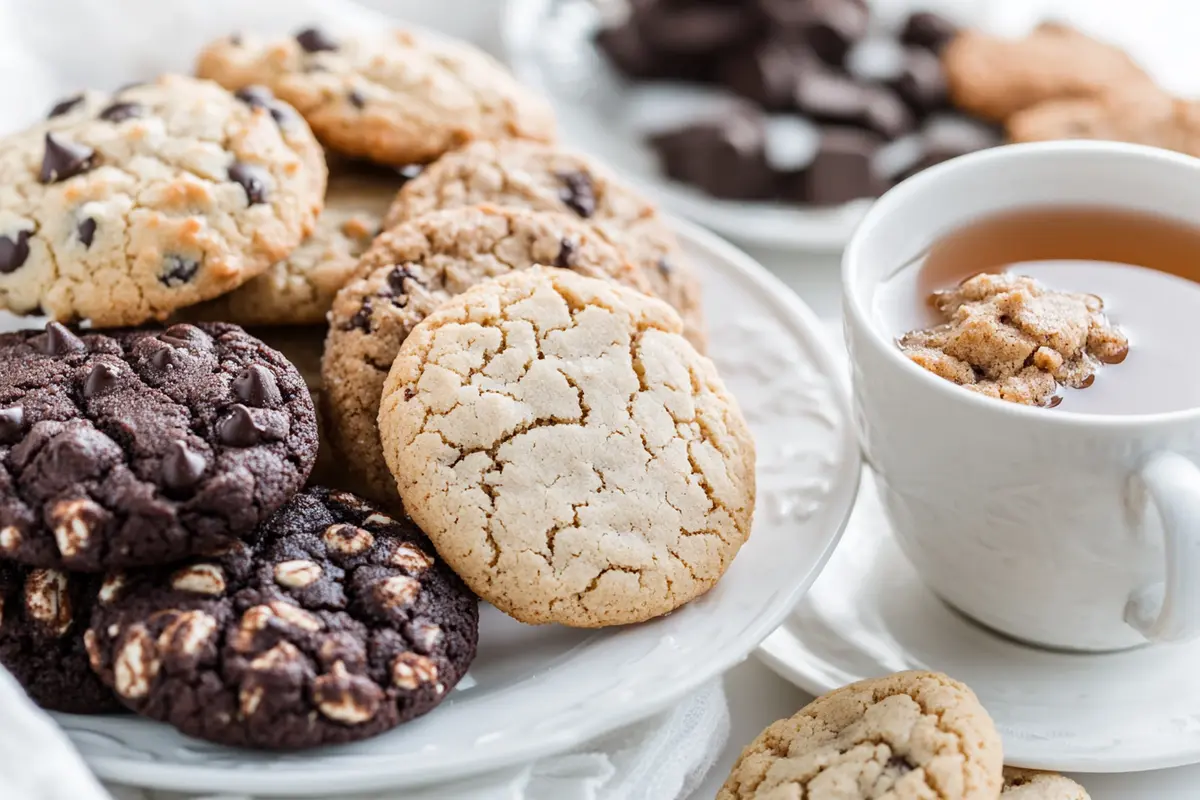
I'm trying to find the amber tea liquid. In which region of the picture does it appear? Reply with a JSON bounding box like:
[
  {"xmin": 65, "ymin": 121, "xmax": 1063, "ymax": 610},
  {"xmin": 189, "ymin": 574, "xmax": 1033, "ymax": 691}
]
[{"xmin": 874, "ymin": 206, "xmax": 1200, "ymax": 414}]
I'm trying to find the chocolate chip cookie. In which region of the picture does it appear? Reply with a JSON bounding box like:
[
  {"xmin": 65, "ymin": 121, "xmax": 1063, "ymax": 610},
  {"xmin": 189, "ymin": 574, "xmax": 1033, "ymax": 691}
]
[
  {"xmin": 0, "ymin": 563, "xmax": 119, "ymax": 714},
  {"xmin": 86, "ymin": 487, "xmax": 478, "ymax": 750},
  {"xmin": 196, "ymin": 27, "xmax": 556, "ymax": 167},
  {"xmin": 1002, "ymin": 768, "xmax": 1090, "ymax": 799},
  {"xmin": 0, "ymin": 75, "xmax": 326, "ymax": 327},
  {"xmin": 383, "ymin": 139, "xmax": 707, "ymax": 350},
  {"xmin": 378, "ymin": 267, "xmax": 755, "ymax": 627},
  {"xmin": 0, "ymin": 321, "xmax": 318, "ymax": 572},
  {"xmin": 322, "ymin": 205, "xmax": 651, "ymax": 507},
  {"xmin": 719, "ymin": 671, "xmax": 1004, "ymax": 800}
]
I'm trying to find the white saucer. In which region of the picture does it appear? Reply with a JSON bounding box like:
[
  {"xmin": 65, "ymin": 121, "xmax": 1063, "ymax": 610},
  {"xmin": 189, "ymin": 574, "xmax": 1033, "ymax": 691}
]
[
  {"xmin": 758, "ymin": 470, "xmax": 1200, "ymax": 773},
  {"xmin": 45, "ymin": 218, "xmax": 861, "ymax": 796}
]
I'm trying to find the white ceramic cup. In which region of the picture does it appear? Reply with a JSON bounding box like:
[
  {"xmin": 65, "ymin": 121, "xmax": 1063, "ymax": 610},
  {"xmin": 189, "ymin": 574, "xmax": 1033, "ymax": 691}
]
[{"xmin": 843, "ymin": 141, "xmax": 1200, "ymax": 652}]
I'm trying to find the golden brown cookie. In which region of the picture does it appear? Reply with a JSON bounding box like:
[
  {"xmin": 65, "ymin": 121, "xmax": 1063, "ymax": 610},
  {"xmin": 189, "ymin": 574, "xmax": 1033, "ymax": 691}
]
[
  {"xmin": 197, "ymin": 27, "xmax": 556, "ymax": 166},
  {"xmin": 322, "ymin": 205, "xmax": 652, "ymax": 508},
  {"xmin": 719, "ymin": 671, "xmax": 1003, "ymax": 800},
  {"xmin": 383, "ymin": 139, "xmax": 707, "ymax": 350},
  {"xmin": 1002, "ymin": 768, "xmax": 1090, "ymax": 799},
  {"xmin": 943, "ymin": 23, "xmax": 1153, "ymax": 122},
  {"xmin": 1007, "ymin": 89, "xmax": 1200, "ymax": 157},
  {"xmin": 377, "ymin": 267, "xmax": 755, "ymax": 627}
]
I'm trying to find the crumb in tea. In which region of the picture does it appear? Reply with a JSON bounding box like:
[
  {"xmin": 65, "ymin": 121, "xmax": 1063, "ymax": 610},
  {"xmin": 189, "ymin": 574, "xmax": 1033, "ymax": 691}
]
[{"xmin": 898, "ymin": 273, "xmax": 1129, "ymax": 407}]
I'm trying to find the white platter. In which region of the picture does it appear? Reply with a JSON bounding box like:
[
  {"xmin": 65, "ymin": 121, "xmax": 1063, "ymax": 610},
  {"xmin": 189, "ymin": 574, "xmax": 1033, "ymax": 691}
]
[
  {"xmin": 48, "ymin": 218, "xmax": 861, "ymax": 795},
  {"xmin": 758, "ymin": 470, "xmax": 1200, "ymax": 774}
]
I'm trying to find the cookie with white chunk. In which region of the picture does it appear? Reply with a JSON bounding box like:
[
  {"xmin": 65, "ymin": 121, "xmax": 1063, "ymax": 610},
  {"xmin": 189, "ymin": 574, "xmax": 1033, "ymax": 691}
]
[
  {"xmin": 86, "ymin": 487, "xmax": 478, "ymax": 750},
  {"xmin": 0, "ymin": 562, "xmax": 120, "ymax": 713}
]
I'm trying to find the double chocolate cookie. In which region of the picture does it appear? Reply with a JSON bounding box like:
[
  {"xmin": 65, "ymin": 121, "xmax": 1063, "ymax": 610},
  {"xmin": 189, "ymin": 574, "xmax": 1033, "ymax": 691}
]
[
  {"xmin": 86, "ymin": 487, "xmax": 478, "ymax": 749},
  {"xmin": 0, "ymin": 321, "xmax": 317, "ymax": 571}
]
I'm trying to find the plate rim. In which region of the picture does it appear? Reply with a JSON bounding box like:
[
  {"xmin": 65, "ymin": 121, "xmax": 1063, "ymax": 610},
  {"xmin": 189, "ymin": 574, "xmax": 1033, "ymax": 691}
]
[{"xmin": 68, "ymin": 216, "xmax": 862, "ymax": 796}]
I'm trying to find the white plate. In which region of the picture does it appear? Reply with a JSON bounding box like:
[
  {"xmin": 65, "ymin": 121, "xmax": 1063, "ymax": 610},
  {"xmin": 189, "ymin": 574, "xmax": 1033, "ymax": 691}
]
[
  {"xmin": 50, "ymin": 219, "xmax": 860, "ymax": 796},
  {"xmin": 758, "ymin": 471, "xmax": 1200, "ymax": 774}
]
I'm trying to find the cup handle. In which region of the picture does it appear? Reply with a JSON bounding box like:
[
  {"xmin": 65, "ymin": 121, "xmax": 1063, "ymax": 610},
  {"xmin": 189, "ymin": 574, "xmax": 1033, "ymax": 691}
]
[{"xmin": 1125, "ymin": 452, "xmax": 1200, "ymax": 642}]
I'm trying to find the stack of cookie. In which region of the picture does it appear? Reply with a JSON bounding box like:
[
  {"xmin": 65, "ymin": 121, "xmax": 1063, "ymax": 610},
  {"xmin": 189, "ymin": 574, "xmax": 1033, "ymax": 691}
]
[{"xmin": 0, "ymin": 21, "xmax": 757, "ymax": 750}]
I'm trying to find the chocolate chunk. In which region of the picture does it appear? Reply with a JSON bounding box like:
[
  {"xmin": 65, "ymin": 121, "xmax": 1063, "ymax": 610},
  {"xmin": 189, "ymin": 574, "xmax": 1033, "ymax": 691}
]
[
  {"xmin": 348, "ymin": 299, "xmax": 373, "ymax": 332},
  {"xmin": 639, "ymin": 4, "xmax": 757, "ymax": 56},
  {"xmin": 0, "ymin": 406, "xmax": 25, "ymax": 444},
  {"xmin": 348, "ymin": 89, "xmax": 366, "ymax": 109},
  {"xmin": 232, "ymin": 365, "xmax": 281, "ymax": 408},
  {"xmin": 160, "ymin": 255, "xmax": 199, "ymax": 287},
  {"xmin": 900, "ymin": 11, "xmax": 959, "ymax": 53},
  {"xmin": 48, "ymin": 94, "xmax": 84, "ymax": 119},
  {"xmin": 0, "ymin": 231, "xmax": 31, "ymax": 274},
  {"xmin": 886, "ymin": 755, "xmax": 914, "ymax": 774},
  {"xmin": 557, "ymin": 171, "xmax": 596, "ymax": 218},
  {"xmin": 98, "ymin": 102, "xmax": 143, "ymax": 123},
  {"xmin": 386, "ymin": 267, "xmax": 418, "ymax": 293},
  {"xmin": 76, "ymin": 218, "xmax": 96, "ymax": 248},
  {"xmin": 234, "ymin": 85, "xmax": 292, "ymax": 126},
  {"xmin": 83, "ymin": 363, "xmax": 120, "ymax": 398},
  {"xmin": 38, "ymin": 322, "xmax": 85, "ymax": 356},
  {"xmin": 719, "ymin": 40, "xmax": 808, "ymax": 110},
  {"xmin": 296, "ymin": 27, "xmax": 338, "ymax": 53},
  {"xmin": 792, "ymin": 127, "xmax": 885, "ymax": 205},
  {"xmin": 228, "ymin": 163, "xmax": 270, "ymax": 205},
  {"xmin": 794, "ymin": 64, "xmax": 913, "ymax": 137},
  {"xmin": 650, "ymin": 113, "xmax": 775, "ymax": 200},
  {"xmin": 217, "ymin": 404, "xmax": 266, "ymax": 447},
  {"xmin": 760, "ymin": 0, "xmax": 868, "ymax": 66},
  {"xmin": 162, "ymin": 441, "xmax": 206, "ymax": 492},
  {"xmin": 860, "ymin": 85, "xmax": 915, "ymax": 138},
  {"xmin": 39, "ymin": 133, "xmax": 97, "ymax": 184},
  {"xmin": 554, "ymin": 239, "xmax": 576, "ymax": 268},
  {"xmin": 595, "ymin": 21, "xmax": 712, "ymax": 82},
  {"xmin": 890, "ymin": 48, "xmax": 947, "ymax": 116}
]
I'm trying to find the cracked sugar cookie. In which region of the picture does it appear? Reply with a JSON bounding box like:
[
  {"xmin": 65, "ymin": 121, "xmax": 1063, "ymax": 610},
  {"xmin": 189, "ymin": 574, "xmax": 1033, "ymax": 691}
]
[
  {"xmin": 0, "ymin": 321, "xmax": 317, "ymax": 572},
  {"xmin": 383, "ymin": 139, "xmax": 708, "ymax": 350},
  {"xmin": 86, "ymin": 487, "xmax": 478, "ymax": 750},
  {"xmin": 0, "ymin": 563, "xmax": 119, "ymax": 714},
  {"xmin": 0, "ymin": 75, "xmax": 326, "ymax": 327},
  {"xmin": 197, "ymin": 27, "xmax": 556, "ymax": 166},
  {"xmin": 1002, "ymin": 768, "xmax": 1090, "ymax": 799},
  {"xmin": 378, "ymin": 267, "xmax": 755, "ymax": 627},
  {"xmin": 322, "ymin": 205, "xmax": 652, "ymax": 508},
  {"xmin": 718, "ymin": 671, "xmax": 1003, "ymax": 800}
]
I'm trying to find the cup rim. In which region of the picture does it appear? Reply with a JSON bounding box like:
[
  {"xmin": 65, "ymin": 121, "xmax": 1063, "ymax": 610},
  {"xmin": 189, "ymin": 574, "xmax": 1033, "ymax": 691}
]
[{"xmin": 842, "ymin": 140, "xmax": 1200, "ymax": 428}]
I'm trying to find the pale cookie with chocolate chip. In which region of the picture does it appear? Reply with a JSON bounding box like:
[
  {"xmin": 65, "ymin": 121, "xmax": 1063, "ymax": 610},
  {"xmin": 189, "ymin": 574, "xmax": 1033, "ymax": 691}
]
[
  {"xmin": 86, "ymin": 486, "xmax": 478, "ymax": 750},
  {"xmin": 1002, "ymin": 768, "xmax": 1090, "ymax": 799},
  {"xmin": 196, "ymin": 27, "xmax": 556, "ymax": 166},
  {"xmin": 719, "ymin": 671, "xmax": 1004, "ymax": 800},
  {"xmin": 0, "ymin": 75, "xmax": 325, "ymax": 327},
  {"xmin": 322, "ymin": 205, "xmax": 652, "ymax": 508},
  {"xmin": 0, "ymin": 562, "xmax": 119, "ymax": 713},
  {"xmin": 378, "ymin": 267, "xmax": 755, "ymax": 627},
  {"xmin": 385, "ymin": 139, "xmax": 707, "ymax": 350}
]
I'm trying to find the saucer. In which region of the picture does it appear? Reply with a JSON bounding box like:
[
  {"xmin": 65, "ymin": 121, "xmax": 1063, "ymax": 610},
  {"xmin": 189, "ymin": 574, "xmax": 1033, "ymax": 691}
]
[{"xmin": 758, "ymin": 471, "xmax": 1200, "ymax": 773}]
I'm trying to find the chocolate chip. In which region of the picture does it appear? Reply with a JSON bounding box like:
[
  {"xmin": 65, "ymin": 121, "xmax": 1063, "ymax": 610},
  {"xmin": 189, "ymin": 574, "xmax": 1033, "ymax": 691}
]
[
  {"xmin": 147, "ymin": 341, "xmax": 177, "ymax": 371},
  {"xmin": 228, "ymin": 163, "xmax": 270, "ymax": 205},
  {"xmin": 162, "ymin": 441, "xmax": 206, "ymax": 492},
  {"xmin": 1047, "ymin": 394, "xmax": 1064, "ymax": 409},
  {"xmin": 886, "ymin": 755, "xmax": 913, "ymax": 774},
  {"xmin": 348, "ymin": 299, "xmax": 373, "ymax": 332},
  {"xmin": 232, "ymin": 365, "xmax": 281, "ymax": 407},
  {"xmin": 48, "ymin": 94, "xmax": 84, "ymax": 119},
  {"xmin": 0, "ymin": 231, "xmax": 32, "ymax": 274},
  {"xmin": 557, "ymin": 171, "xmax": 596, "ymax": 218},
  {"xmin": 234, "ymin": 85, "xmax": 292, "ymax": 126},
  {"xmin": 40, "ymin": 133, "xmax": 97, "ymax": 184},
  {"xmin": 386, "ymin": 267, "xmax": 418, "ymax": 294},
  {"xmin": 890, "ymin": 49, "xmax": 947, "ymax": 117},
  {"xmin": 83, "ymin": 363, "xmax": 121, "ymax": 398},
  {"xmin": 38, "ymin": 322, "xmax": 85, "ymax": 356},
  {"xmin": 217, "ymin": 404, "xmax": 266, "ymax": 447},
  {"xmin": 77, "ymin": 218, "xmax": 96, "ymax": 248},
  {"xmin": 554, "ymin": 238, "xmax": 576, "ymax": 268},
  {"xmin": 348, "ymin": 89, "xmax": 366, "ymax": 109},
  {"xmin": 0, "ymin": 406, "xmax": 25, "ymax": 444},
  {"xmin": 296, "ymin": 27, "xmax": 338, "ymax": 53},
  {"xmin": 160, "ymin": 255, "xmax": 199, "ymax": 287},
  {"xmin": 99, "ymin": 102, "xmax": 143, "ymax": 123}
]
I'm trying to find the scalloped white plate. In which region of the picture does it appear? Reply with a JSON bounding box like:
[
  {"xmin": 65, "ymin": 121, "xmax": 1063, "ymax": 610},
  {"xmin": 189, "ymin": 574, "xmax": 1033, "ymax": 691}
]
[{"xmin": 50, "ymin": 218, "xmax": 860, "ymax": 796}]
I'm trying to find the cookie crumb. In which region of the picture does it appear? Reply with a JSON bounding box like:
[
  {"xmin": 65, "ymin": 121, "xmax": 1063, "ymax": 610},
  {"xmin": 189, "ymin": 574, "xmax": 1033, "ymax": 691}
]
[{"xmin": 898, "ymin": 273, "xmax": 1128, "ymax": 407}]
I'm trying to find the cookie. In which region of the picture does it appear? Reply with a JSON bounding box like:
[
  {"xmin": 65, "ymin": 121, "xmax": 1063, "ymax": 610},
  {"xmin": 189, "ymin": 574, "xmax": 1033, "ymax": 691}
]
[
  {"xmin": 718, "ymin": 671, "xmax": 1004, "ymax": 800},
  {"xmin": 378, "ymin": 267, "xmax": 755, "ymax": 627},
  {"xmin": 0, "ymin": 563, "xmax": 120, "ymax": 714},
  {"xmin": 86, "ymin": 487, "xmax": 478, "ymax": 750},
  {"xmin": 196, "ymin": 27, "xmax": 556, "ymax": 167},
  {"xmin": 1007, "ymin": 89, "xmax": 1200, "ymax": 157},
  {"xmin": 943, "ymin": 23, "xmax": 1153, "ymax": 122},
  {"xmin": 0, "ymin": 321, "xmax": 318, "ymax": 572},
  {"xmin": 179, "ymin": 162, "xmax": 407, "ymax": 326},
  {"xmin": 382, "ymin": 139, "xmax": 707, "ymax": 349},
  {"xmin": 322, "ymin": 205, "xmax": 652, "ymax": 507},
  {"xmin": 0, "ymin": 75, "xmax": 326, "ymax": 327},
  {"xmin": 1002, "ymin": 768, "xmax": 1090, "ymax": 799}
]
